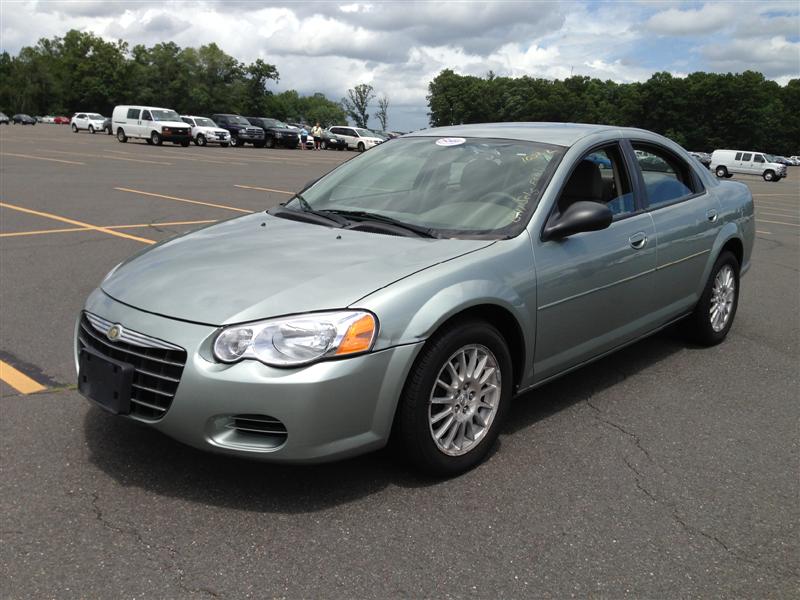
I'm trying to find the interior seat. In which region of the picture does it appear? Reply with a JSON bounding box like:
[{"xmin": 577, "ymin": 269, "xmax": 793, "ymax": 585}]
[{"xmin": 558, "ymin": 159, "xmax": 603, "ymax": 214}]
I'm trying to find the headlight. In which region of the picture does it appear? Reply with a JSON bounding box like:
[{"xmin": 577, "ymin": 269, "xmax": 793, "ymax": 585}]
[
  {"xmin": 275, "ymin": 132, "xmax": 283, "ymax": 138},
  {"xmin": 213, "ymin": 311, "xmax": 377, "ymax": 367}
]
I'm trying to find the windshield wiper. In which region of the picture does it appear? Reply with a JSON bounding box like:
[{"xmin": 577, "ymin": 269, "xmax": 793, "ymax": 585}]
[
  {"xmin": 269, "ymin": 194, "xmax": 350, "ymax": 227},
  {"xmin": 326, "ymin": 210, "xmax": 438, "ymax": 238}
]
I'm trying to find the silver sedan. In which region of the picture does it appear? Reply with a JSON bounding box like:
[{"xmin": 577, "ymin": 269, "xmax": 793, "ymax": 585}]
[{"xmin": 76, "ymin": 123, "xmax": 754, "ymax": 475}]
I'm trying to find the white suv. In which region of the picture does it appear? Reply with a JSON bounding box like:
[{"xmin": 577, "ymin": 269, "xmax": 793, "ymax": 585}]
[
  {"xmin": 181, "ymin": 116, "xmax": 231, "ymax": 147},
  {"xmin": 328, "ymin": 126, "xmax": 384, "ymax": 152},
  {"xmin": 710, "ymin": 149, "xmax": 787, "ymax": 182},
  {"xmin": 71, "ymin": 112, "xmax": 106, "ymax": 134}
]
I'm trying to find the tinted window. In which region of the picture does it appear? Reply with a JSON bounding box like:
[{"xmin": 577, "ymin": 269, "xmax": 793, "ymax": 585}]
[
  {"xmin": 741, "ymin": 153, "xmax": 752, "ymax": 162},
  {"xmin": 181, "ymin": 117, "xmax": 193, "ymax": 125},
  {"xmin": 77, "ymin": 114, "xmax": 86, "ymax": 119},
  {"xmin": 126, "ymin": 108, "xmax": 140, "ymax": 119},
  {"xmin": 754, "ymin": 154, "xmax": 764, "ymax": 163},
  {"xmin": 330, "ymin": 127, "xmax": 343, "ymax": 135},
  {"xmin": 632, "ymin": 144, "xmax": 696, "ymax": 208},
  {"xmin": 141, "ymin": 110, "xmax": 152, "ymax": 121},
  {"xmin": 735, "ymin": 152, "xmax": 742, "ymax": 160}
]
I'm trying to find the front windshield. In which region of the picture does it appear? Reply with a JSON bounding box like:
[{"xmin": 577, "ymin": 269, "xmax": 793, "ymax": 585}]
[
  {"xmin": 195, "ymin": 117, "xmax": 216, "ymax": 127},
  {"xmin": 763, "ymin": 153, "xmax": 776, "ymax": 162},
  {"xmin": 152, "ymin": 109, "xmax": 181, "ymax": 122},
  {"xmin": 228, "ymin": 115, "xmax": 251, "ymax": 126},
  {"xmin": 289, "ymin": 136, "xmax": 563, "ymax": 236},
  {"xmin": 88, "ymin": 113, "xmax": 103, "ymax": 119},
  {"xmin": 355, "ymin": 128, "xmax": 376, "ymax": 138}
]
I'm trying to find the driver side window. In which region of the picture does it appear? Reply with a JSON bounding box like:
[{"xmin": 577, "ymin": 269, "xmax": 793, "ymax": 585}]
[
  {"xmin": 558, "ymin": 145, "xmax": 634, "ymax": 217},
  {"xmin": 141, "ymin": 110, "xmax": 152, "ymax": 121}
]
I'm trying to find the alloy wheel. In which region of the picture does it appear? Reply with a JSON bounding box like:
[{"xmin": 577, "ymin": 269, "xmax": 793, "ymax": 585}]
[{"xmin": 710, "ymin": 264, "xmax": 735, "ymax": 332}]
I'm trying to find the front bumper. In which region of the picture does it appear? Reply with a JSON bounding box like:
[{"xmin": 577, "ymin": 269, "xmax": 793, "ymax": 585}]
[{"xmin": 77, "ymin": 289, "xmax": 422, "ymax": 463}]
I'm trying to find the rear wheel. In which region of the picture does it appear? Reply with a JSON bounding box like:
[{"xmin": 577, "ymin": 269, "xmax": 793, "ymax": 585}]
[
  {"xmin": 195, "ymin": 134, "xmax": 206, "ymax": 146},
  {"xmin": 763, "ymin": 170, "xmax": 775, "ymax": 182},
  {"xmin": 395, "ymin": 319, "xmax": 512, "ymax": 476},
  {"xmin": 150, "ymin": 131, "xmax": 162, "ymax": 146},
  {"xmin": 715, "ymin": 166, "xmax": 728, "ymax": 178},
  {"xmin": 116, "ymin": 128, "xmax": 127, "ymax": 143},
  {"xmin": 686, "ymin": 251, "xmax": 740, "ymax": 346}
]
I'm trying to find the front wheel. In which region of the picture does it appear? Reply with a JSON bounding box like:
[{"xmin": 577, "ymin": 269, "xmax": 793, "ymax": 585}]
[
  {"xmin": 763, "ymin": 170, "xmax": 775, "ymax": 182},
  {"xmin": 394, "ymin": 320, "xmax": 512, "ymax": 476},
  {"xmin": 71, "ymin": 124, "xmax": 78, "ymax": 133},
  {"xmin": 265, "ymin": 137, "xmax": 275, "ymax": 149},
  {"xmin": 357, "ymin": 142, "xmax": 365, "ymax": 152},
  {"xmin": 116, "ymin": 128, "xmax": 127, "ymax": 143},
  {"xmin": 89, "ymin": 125, "xmax": 95, "ymax": 134},
  {"xmin": 180, "ymin": 140, "xmax": 190, "ymax": 147},
  {"xmin": 195, "ymin": 134, "xmax": 206, "ymax": 146},
  {"xmin": 685, "ymin": 251, "xmax": 740, "ymax": 346},
  {"xmin": 715, "ymin": 166, "xmax": 728, "ymax": 178},
  {"xmin": 150, "ymin": 131, "xmax": 162, "ymax": 146},
  {"xmin": 230, "ymin": 136, "xmax": 240, "ymax": 147}
]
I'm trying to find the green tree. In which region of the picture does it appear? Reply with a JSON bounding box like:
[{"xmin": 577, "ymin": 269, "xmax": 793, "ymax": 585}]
[
  {"xmin": 342, "ymin": 83, "xmax": 374, "ymax": 128},
  {"xmin": 376, "ymin": 95, "xmax": 389, "ymax": 130}
]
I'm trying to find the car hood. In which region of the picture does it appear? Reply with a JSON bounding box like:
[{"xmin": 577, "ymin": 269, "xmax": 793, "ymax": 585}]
[
  {"xmin": 158, "ymin": 120, "xmax": 190, "ymax": 128},
  {"xmin": 273, "ymin": 127, "xmax": 298, "ymax": 135},
  {"xmin": 198, "ymin": 126, "xmax": 228, "ymax": 135},
  {"xmin": 101, "ymin": 212, "xmax": 493, "ymax": 326}
]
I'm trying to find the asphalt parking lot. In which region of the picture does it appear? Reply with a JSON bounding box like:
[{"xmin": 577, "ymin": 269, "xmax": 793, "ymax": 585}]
[{"xmin": 1, "ymin": 125, "xmax": 798, "ymax": 598}]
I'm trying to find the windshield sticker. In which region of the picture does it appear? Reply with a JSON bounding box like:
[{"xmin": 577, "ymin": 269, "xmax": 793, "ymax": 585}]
[{"xmin": 436, "ymin": 137, "xmax": 466, "ymax": 147}]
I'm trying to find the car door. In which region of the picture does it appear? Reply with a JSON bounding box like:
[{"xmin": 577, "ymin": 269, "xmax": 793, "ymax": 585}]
[
  {"xmin": 532, "ymin": 143, "xmax": 658, "ymax": 382},
  {"xmin": 125, "ymin": 107, "xmax": 141, "ymax": 137},
  {"xmin": 75, "ymin": 114, "xmax": 87, "ymax": 129},
  {"xmin": 739, "ymin": 152, "xmax": 754, "ymax": 175},
  {"xmin": 629, "ymin": 141, "xmax": 722, "ymax": 320},
  {"xmin": 140, "ymin": 110, "xmax": 153, "ymax": 138},
  {"xmin": 752, "ymin": 153, "xmax": 766, "ymax": 176}
]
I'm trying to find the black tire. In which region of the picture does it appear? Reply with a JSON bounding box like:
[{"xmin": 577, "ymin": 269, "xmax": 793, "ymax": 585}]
[
  {"xmin": 763, "ymin": 170, "xmax": 775, "ymax": 182},
  {"xmin": 338, "ymin": 146, "xmax": 344, "ymax": 151},
  {"xmin": 89, "ymin": 125, "xmax": 95, "ymax": 134},
  {"xmin": 686, "ymin": 251, "xmax": 740, "ymax": 346},
  {"xmin": 195, "ymin": 134, "xmax": 206, "ymax": 146},
  {"xmin": 145, "ymin": 138, "xmax": 153, "ymax": 145},
  {"xmin": 254, "ymin": 141, "xmax": 266, "ymax": 148},
  {"xmin": 394, "ymin": 319, "xmax": 512, "ymax": 476},
  {"xmin": 265, "ymin": 137, "xmax": 275, "ymax": 149},
  {"xmin": 106, "ymin": 127, "xmax": 112, "ymax": 135},
  {"xmin": 357, "ymin": 142, "xmax": 365, "ymax": 152},
  {"xmin": 71, "ymin": 123, "xmax": 78, "ymax": 133},
  {"xmin": 220, "ymin": 142, "xmax": 229, "ymax": 148},
  {"xmin": 116, "ymin": 128, "xmax": 127, "ymax": 143},
  {"xmin": 715, "ymin": 166, "xmax": 728, "ymax": 178},
  {"xmin": 150, "ymin": 131, "xmax": 162, "ymax": 146},
  {"xmin": 180, "ymin": 140, "xmax": 190, "ymax": 147},
  {"xmin": 230, "ymin": 136, "xmax": 240, "ymax": 147}
]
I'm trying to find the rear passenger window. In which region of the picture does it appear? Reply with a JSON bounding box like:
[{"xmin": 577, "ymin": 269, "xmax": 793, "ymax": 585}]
[
  {"xmin": 126, "ymin": 108, "xmax": 140, "ymax": 119},
  {"xmin": 735, "ymin": 152, "xmax": 742, "ymax": 160},
  {"xmin": 741, "ymin": 153, "xmax": 752, "ymax": 161},
  {"xmin": 632, "ymin": 144, "xmax": 697, "ymax": 209}
]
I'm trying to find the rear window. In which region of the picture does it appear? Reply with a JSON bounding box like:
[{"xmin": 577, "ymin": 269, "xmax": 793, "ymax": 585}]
[{"xmin": 632, "ymin": 143, "xmax": 699, "ymax": 209}]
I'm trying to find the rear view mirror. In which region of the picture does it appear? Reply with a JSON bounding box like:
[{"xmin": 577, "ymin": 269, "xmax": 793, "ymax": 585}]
[{"xmin": 543, "ymin": 201, "xmax": 613, "ymax": 241}]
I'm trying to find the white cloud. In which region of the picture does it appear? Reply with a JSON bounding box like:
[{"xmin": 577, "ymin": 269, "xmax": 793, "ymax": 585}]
[{"xmin": 645, "ymin": 4, "xmax": 731, "ymax": 35}]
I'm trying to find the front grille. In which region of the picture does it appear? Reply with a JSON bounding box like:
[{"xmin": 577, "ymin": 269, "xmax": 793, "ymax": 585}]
[
  {"xmin": 77, "ymin": 312, "xmax": 186, "ymax": 421},
  {"xmin": 229, "ymin": 414, "xmax": 287, "ymax": 446},
  {"xmin": 245, "ymin": 127, "xmax": 263, "ymax": 136}
]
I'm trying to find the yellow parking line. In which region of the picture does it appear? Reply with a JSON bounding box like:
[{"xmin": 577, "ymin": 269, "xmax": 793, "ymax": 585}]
[
  {"xmin": 234, "ymin": 184, "xmax": 295, "ymax": 195},
  {"xmin": 43, "ymin": 149, "xmax": 171, "ymax": 166},
  {"xmin": 756, "ymin": 218, "xmax": 800, "ymax": 228},
  {"xmin": 0, "ymin": 152, "xmax": 84, "ymax": 165},
  {"xmin": 0, "ymin": 359, "xmax": 46, "ymax": 394},
  {"xmin": 0, "ymin": 201, "xmax": 156, "ymax": 244},
  {"xmin": 114, "ymin": 187, "xmax": 252, "ymax": 213},
  {"xmin": 0, "ymin": 219, "xmax": 217, "ymax": 238}
]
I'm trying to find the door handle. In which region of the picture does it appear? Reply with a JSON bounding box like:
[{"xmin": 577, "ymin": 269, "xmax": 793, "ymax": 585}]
[
  {"xmin": 629, "ymin": 232, "xmax": 648, "ymax": 249},
  {"xmin": 707, "ymin": 209, "xmax": 718, "ymax": 222}
]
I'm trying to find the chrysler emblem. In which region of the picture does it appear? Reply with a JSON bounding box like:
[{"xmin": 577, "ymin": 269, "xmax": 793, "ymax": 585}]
[{"xmin": 107, "ymin": 324, "xmax": 122, "ymax": 341}]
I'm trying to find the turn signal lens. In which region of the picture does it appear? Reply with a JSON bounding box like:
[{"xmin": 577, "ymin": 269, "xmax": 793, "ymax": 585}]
[{"xmin": 335, "ymin": 314, "xmax": 377, "ymax": 355}]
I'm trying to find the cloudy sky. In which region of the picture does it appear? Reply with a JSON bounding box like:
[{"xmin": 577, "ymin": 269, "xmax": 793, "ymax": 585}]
[{"xmin": 1, "ymin": 1, "xmax": 798, "ymax": 130}]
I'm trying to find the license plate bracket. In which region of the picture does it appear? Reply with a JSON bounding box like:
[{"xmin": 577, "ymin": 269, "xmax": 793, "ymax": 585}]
[{"xmin": 78, "ymin": 347, "xmax": 134, "ymax": 415}]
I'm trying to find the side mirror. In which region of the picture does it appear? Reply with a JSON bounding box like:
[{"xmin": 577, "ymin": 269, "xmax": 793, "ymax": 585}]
[{"xmin": 543, "ymin": 201, "xmax": 613, "ymax": 241}]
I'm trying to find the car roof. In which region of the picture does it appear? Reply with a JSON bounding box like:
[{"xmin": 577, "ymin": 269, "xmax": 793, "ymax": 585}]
[{"xmin": 407, "ymin": 122, "xmax": 652, "ymax": 147}]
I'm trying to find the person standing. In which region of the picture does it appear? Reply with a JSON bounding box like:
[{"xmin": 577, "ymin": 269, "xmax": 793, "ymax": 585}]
[
  {"xmin": 311, "ymin": 122, "xmax": 323, "ymax": 150},
  {"xmin": 299, "ymin": 125, "xmax": 308, "ymax": 149}
]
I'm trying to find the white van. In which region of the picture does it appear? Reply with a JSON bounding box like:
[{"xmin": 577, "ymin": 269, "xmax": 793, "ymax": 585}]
[
  {"xmin": 111, "ymin": 105, "xmax": 192, "ymax": 146},
  {"xmin": 709, "ymin": 149, "xmax": 787, "ymax": 182},
  {"xmin": 328, "ymin": 126, "xmax": 384, "ymax": 152}
]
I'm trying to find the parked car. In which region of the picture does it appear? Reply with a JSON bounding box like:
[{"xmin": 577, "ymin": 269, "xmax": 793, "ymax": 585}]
[
  {"xmin": 373, "ymin": 130, "xmax": 399, "ymax": 140},
  {"xmin": 180, "ymin": 115, "xmax": 231, "ymax": 147},
  {"xmin": 773, "ymin": 156, "xmax": 792, "ymax": 167},
  {"xmin": 244, "ymin": 117, "xmax": 299, "ymax": 149},
  {"xmin": 12, "ymin": 114, "xmax": 36, "ymax": 125},
  {"xmin": 53, "ymin": 116, "xmax": 70, "ymax": 124},
  {"xmin": 210, "ymin": 114, "xmax": 265, "ymax": 147},
  {"xmin": 710, "ymin": 149, "xmax": 787, "ymax": 182},
  {"xmin": 102, "ymin": 116, "xmax": 112, "ymax": 134},
  {"xmin": 789, "ymin": 156, "xmax": 800, "ymax": 165},
  {"xmin": 76, "ymin": 123, "xmax": 753, "ymax": 475},
  {"xmin": 40, "ymin": 115, "xmax": 56, "ymax": 124},
  {"xmin": 0, "ymin": 112, "xmax": 9, "ymax": 125},
  {"xmin": 688, "ymin": 151, "xmax": 711, "ymax": 167},
  {"xmin": 72, "ymin": 112, "xmax": 106, "ymax": 134},
  {"xmin": 319, "ymin": 129, "xmax": 347, "ymax": 151},
  {"xmin": 111, "ymin": 105, "xmax": 191, "ymax": 146},
  {"xmin": 328, "ymin": 125, "xmax": 384, "ymax": 151}
]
